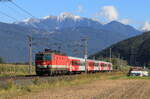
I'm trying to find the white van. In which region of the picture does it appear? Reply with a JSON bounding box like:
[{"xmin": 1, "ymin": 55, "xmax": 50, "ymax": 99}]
[{"xmin": 130, "ymin": 71, "xmax": 149, "ymax": 76}]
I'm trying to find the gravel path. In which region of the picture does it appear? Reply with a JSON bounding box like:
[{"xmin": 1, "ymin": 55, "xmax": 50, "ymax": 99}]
[{"xmin": 14, "ymin": 79, "xmax": 150, "ymax": 99}]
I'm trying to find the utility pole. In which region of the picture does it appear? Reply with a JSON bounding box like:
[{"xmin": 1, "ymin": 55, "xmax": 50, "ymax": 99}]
[
  {"xmin": 93, "ymin": 56, "xmax": 95, "ymax": 60},
  {"xmin": 120, "ymin": 57, "xmax": 122, "ymax": 71},
  {"xmin": 28, "ymin": 35, "xmax": 32, "ymax": 74},
  {"xmin": 118, "ymin": 54, "xmax": 121, "ymax": 71},
  {"xmin": 82, "ymin": 37, "xmax": 88, "ymax": 74},
  {"xmin": 110, "ymin": 48, "xmax": 112, "ymax": 63},
  {"xmin": 130, "ymin": 47, "xmax": 136, "ymax": 66}
]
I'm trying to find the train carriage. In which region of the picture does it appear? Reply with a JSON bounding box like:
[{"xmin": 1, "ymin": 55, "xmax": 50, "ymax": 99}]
[
  {"xmin": 68, "ymin": 56, "xmax": 85, "ymax": 72},
  {"xmin": 93, "ymin": 60, "xmax": 99, "ymax": 72},
  {"xmin": 87, "ymin": 60, "xmax": 95, "ymax": 72}
]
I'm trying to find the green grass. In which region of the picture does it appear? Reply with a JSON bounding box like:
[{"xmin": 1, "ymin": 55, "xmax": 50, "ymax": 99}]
[
  {"xmin": 123, "ymin": 76, "xmax": 150, "ymax": 80},
  {"xmin": 108, "ymin": 73, "xmax": 150, "ymax": 80},
  {"xmin": 0, "ymin": 64, "xmax": 35, "ymax": 77}
]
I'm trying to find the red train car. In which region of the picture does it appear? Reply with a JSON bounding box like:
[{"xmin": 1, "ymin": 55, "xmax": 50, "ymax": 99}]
[{"xmin": 35, "ymin": 50, "xmax": 113, "ymax": 76}]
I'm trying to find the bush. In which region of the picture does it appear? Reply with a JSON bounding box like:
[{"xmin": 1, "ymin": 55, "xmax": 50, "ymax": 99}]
[
  {"xmin": 0, "ymin": 80, "xmax": 15, "ymax": 90},
  {"xmin": 0, "ymin": 57, "xmax": 4, "ymax": 63},
  {"xmin": 32, "ymin": 77, "xmax": 41, "ymax": 85}
]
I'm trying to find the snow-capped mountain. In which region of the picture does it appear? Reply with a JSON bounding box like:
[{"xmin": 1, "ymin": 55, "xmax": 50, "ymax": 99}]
[
  {"xmin": 0, "ymin": 13, "xmax": 142, "ymax": 62},
  {"xmin": 15, "ymin": 12, "xmax": 140, "ymax": 37},
  {"xmin": 14, "ymin": 12, "xmax": 103, "ymax": 31}
]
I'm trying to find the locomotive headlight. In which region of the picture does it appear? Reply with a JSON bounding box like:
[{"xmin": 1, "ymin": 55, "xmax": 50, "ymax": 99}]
[{"xmin": 42, "ymin": 62, "xmax": 46, "ymax": 65}]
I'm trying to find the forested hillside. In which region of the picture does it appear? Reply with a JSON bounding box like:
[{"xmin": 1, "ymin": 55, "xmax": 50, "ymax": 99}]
[{"xmin": 90, "ymin": 31, "xmax": 150, "ymax": 66}]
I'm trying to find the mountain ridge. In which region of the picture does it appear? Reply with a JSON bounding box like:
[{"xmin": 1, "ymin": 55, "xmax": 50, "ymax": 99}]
[
  {"xmin": 0, "ymin": 13, "xmax": 142, "ymax": 62},
  {"xmin": 14, "ymin": 13, "xmax": 140, "ymax": 36}
]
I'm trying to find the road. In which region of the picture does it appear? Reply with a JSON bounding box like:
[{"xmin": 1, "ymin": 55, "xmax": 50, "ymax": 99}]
[{"xmin": 14, "ymin": 79, "xmax": 150, "ymax": 99}]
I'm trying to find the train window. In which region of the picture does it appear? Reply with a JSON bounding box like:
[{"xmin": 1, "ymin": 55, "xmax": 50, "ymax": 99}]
[
  {"xmin": 44, "ymin": 54, "xmax": 51, "ymax": 60},
  {"xmin": 94, "ymin": 63, "xmax": 99, "ymax": 66},
  {"xmin": 80, "ymin": 62, "xmax": 85, "ymax": 66},
  {"xmin": 36, "ymin": 54, "xmax": 52, "ymax": 61},
  {"xmin": 72, "ymin": 60, "xmax": 80, "ymax": 65},
  {"xmin": 72, "ymin": 61, "xmax": 75, "ymax": 65},
  {"xmin": 104, "ymin": 64, "xmax": 107, "ymax": 67},
  {"xmin": 89, "ymin": 62, "xmax": 94, "ymax": 66},
  {"xmin": 35, "ymin": 54, "xmax": 44, "ymax": 60},
  {"xmin": 101, "ymin": 63, "xmax": 105, "ymax": 67}
]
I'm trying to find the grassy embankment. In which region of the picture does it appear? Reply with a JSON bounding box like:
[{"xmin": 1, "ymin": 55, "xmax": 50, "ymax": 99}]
[
  {"xmin": 0, "ymin": 64, "xmax": 35, "ymax": 77},
  {"xmin": 0, "ymin": 63, "xmax": 130, "ymax": 77},
  {"xmin": 1, "ymin": 72, "xmax": 150, "ymax": 99}
]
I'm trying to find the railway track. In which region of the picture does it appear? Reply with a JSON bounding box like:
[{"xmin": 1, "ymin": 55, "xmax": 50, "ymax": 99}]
[
  {"xmin": 0, "ymin": 74, "xmax": 75, "ymax": 88},
  {"xmin": 0, "ymin": 74, "xmax": 77, "ymax": 84},
  {"xmin": 0, "ymin": 75, "xmax": 38, "ymax": 81}
]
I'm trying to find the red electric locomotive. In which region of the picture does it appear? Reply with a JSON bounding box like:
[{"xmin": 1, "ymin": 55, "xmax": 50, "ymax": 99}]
[{"xmin": 35, "ymin": 49, "xmax": 113, "ymax": 76}]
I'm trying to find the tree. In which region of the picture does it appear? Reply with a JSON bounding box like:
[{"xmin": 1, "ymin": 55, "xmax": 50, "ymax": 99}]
[
  {"xmin": 0, "ymin": 57, "xmax": 4, "ymax": 63},
  {"xmin": 146, "ymin": 61, "xmax": 150, "ymax": 69}
]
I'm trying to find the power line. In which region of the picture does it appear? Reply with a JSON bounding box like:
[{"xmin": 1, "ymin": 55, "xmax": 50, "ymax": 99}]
[
  {"xmin": 10, "ymin": 1, "xmax": 35, "ymax": 18},
  {"xmin": 0, "ymin": 0, "xmax": 12, "ymax": 2},
  {"xmin": 0, "ymin": 10, "xmax": 18, "ymax": 21},
  {"xmin": 3, "ymin": 2, "xmax": 28, "ymax": 19},
  {"xmin": 2, "ymin": 1, "xmax": 90, "ymax": 61},
  {"xmin": 9, "ymin": 1, "xmax": 58, "ymax": 34}
]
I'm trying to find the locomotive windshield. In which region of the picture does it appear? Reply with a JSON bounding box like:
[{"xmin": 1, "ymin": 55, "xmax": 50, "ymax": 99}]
[{"xmin": 36, "ymin": 54, "xmax": 52, "ymax": 61}]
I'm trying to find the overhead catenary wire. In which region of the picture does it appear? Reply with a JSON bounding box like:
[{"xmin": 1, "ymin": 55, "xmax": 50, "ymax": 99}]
[
  {"xmin": 8, "ymin": 0, "xmax": 86, "ymax": 44},
  {"xmin": 0, "ymin": 1, "xmax": 29, "ymax": 22},
  {"xmin": 8, "ymin": 1, "xmax": 59, "ymax": 35},
  {"xmin": 0, "ymin": 0, "xmax": 12, "ymax": 2},
  {"xmin": 0, "ymin": 10, "xmax": 18, "ymax": 21},
  {"xmin": 3, "ymin": 2, "xmax": 28, "ymax": 19},
  {"xmin": 9, "ymin": 1, "xmax": 35, "ymax": 18},
  {"xmin": 0, "ymin": 1, "xmax": 91, "ymax": 74},
  {"xmin": 0, "ymin": 1, "xmax": 35, "ymax": 73},
  {"xmin": 2, "ymin": 0, "xmax": 87, "ymax": 58}
]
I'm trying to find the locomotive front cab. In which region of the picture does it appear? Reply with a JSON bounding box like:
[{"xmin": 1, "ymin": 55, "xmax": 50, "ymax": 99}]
[{"xmin": 35, "ymin": 53, "xmax": 52, "ymax": 75}]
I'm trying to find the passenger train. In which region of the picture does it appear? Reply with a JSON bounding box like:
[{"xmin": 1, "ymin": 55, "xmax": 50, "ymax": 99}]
[{"xmin": 35, "ymin": 49, "xmax": 113, "ymax": 76}]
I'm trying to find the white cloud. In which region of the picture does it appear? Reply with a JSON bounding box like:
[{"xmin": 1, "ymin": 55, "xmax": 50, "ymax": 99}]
[
  {"xmin": 93, "ymin": 5, "xmax": 131, "ymax": 25},
  {"xmin": 119, "ymin": 19, "xmax": 130, "ymax": 24},
  {"xmin": 141, "ymin": 21, "xmax": 150, "ymax": 31},
  {"xmin": 77, "ymin": 5, "xmax": 84, "ymax": 13},
  {"xmin": 100, "ymin": 6, "xmax": 118, "ymax": 22}
]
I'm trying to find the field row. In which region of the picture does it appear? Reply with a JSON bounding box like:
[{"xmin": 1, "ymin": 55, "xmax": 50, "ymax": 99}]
[{"xmin": 12, "ymin": 73, "xmax": 150, "ymax": 99}]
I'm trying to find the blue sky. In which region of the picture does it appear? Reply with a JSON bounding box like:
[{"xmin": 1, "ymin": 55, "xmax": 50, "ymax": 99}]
[{"xmin": 0, "ymin": 0, "xmax": 150, "ymax": 30}]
